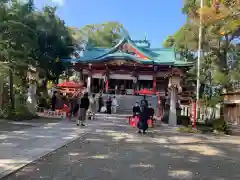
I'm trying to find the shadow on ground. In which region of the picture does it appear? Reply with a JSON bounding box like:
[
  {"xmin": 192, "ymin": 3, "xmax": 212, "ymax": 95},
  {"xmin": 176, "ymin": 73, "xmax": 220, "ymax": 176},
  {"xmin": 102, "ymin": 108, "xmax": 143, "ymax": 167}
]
[
  {"xmin": 0, "ymin": 121, "xmax": 34, "ymax": 135},
  {"xmin": 2, "ymin": 115, "xmax": 240, "ymax": 180},
  {"xmin": 0, "ymin": 119, "xmax": 62, "ymax": 135}
]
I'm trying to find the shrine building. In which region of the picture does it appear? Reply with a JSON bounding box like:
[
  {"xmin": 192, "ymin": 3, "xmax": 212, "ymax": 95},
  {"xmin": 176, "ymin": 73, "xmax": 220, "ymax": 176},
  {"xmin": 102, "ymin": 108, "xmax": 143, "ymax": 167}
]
[
  {"xmin": 62, "ymin": 35, "xmax": 193, "ymax": 125},
  {"xmin": 63, "ymin": 35, "xmax": 192, "ymax": 95}
]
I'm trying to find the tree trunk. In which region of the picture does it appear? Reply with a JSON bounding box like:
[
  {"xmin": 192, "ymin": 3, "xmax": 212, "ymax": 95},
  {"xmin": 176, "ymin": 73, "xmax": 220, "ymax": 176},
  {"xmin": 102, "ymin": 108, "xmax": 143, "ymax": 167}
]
[
  {"xmin": 9, "ymin": 69, "xmax": 14, "ymax": 110},
  {"xmin": 0, "ymin": 78, "xmax": 3, "ymax": 109}
]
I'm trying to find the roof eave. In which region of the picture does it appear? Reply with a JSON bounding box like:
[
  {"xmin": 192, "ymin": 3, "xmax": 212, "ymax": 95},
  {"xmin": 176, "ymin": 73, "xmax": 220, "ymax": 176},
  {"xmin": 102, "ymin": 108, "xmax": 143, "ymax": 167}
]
[{"xmin": 61, "ymin": 55, "xmax": 154, "ymax": 64}]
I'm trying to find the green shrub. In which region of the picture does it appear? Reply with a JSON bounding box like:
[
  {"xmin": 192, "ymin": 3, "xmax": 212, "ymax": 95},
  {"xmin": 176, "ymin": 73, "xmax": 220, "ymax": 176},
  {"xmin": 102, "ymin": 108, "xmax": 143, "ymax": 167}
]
[
  {"xmin": 177, "ymin": 115, "xmax": 190, "ymax": 127},
  {"xmin": 4, "ymin": 104, "xmax": 37, "ymax": 121},
  {"xmin": 177, "ymin": 126, "xmax": 200, "ymax": 133},
  {"xmin": 212, "ymin": 118, "xmax": 230, "ymax": 134}
]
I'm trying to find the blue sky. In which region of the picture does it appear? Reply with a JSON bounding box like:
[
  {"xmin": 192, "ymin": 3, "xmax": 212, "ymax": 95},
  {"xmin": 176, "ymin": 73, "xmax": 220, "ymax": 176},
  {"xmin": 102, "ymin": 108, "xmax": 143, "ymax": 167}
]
[{"xmin": 35, "ymin": 0, "xmax": 186, "ymax": 47}]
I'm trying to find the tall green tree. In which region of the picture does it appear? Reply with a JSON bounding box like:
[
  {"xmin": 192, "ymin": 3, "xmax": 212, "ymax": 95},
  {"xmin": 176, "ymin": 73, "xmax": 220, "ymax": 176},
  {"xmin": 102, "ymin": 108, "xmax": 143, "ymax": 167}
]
[
  {"xmin": 32, "ymin": 6, "xmax": 74, "ymax": 81},
  {"xmin": 162, "ymin": 0, "xmax": 240, "ymax": 116},
  {"xmin": 0, "ymin": 0, "xmax": 38, "ymax": 109},
  {"xmin": 0, "ymin": 0, "xmax": 75, "ymax": 111},
  {"xmin": 69, "ymin": 22, "xmax": 127, "ymax": 47}
]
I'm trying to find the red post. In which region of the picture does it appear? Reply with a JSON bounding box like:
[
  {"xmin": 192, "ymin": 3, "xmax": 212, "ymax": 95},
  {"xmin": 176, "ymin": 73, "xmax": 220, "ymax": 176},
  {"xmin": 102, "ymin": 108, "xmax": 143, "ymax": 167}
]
[
  {"xmin": 152, "ymin": 74, "xmax": 156, "ymax": 93},
  {"xmin": 157, "ymin": 92, "xmax": 161, "ymax": 119},
  {"xmin": 105, "ymin": 79, "xmax": 108, "ymax": 93},
  {"xmin": 192, "ymin": 101, "xmax": 196, "ymax": 128}
]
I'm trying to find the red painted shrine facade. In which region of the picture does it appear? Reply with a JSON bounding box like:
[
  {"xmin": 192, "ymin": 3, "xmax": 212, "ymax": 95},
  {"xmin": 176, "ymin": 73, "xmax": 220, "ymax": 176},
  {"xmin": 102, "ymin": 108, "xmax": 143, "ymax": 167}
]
[{"xmin": 62, "ymin": 36, "xmax": 193, "ymax": 100}]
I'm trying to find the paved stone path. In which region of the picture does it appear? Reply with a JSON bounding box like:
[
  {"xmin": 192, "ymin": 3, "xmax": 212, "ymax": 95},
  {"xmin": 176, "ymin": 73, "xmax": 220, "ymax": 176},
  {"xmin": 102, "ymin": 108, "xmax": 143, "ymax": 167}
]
[
  {"xmin": 1, "ymin": 114, "xmax": 240, "ymax": 180},
  {"xmin": 0, "ymin": 119, "xmax": 62, "ymax": 135},
  {"xmin": 0, "ymin": 118, "xmax": 102, "ymax": 178}
]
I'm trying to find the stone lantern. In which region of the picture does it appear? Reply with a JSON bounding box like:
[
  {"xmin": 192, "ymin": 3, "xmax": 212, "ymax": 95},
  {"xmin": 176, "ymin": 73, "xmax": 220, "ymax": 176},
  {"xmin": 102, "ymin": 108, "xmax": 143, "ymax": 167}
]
[
  {"xmin": 26, "ymin": 66, "xmax": 39, "ymax": 114},
  {"xmin": 166, "ymin": 68, "xmax": 183, "ymax": 126}
]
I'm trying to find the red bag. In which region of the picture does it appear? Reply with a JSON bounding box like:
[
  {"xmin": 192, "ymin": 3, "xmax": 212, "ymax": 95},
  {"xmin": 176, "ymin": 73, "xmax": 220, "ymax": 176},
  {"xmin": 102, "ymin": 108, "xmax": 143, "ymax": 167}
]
[
  {"xmin": 147, "ymin": 119, "xmax": 153, "ymax": 128},
  {"xmin": 129, "ymin": 116, "xmax": 139, "ymax": 127}
]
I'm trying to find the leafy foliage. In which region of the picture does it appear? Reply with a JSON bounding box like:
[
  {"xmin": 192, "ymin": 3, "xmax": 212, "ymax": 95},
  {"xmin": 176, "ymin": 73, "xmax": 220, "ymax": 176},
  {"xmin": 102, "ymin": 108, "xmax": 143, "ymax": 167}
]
[
  {"xmin": 0, "ymin": 0, "xmax": 75, "ymax": 117},
  {"xmin": 69, "ymin": 22, "xmax": 127, "ymax": 48},
  {"xmin": 0, "ymin": 0, "xmax": 74, "ymax": 81},
  {"xmin": 212, "ymin": 118, "xmax": 230, "ymax": 134},
  {"xmin": 163, "ymin": 0, "xmax": 240, "ymax": 110}
]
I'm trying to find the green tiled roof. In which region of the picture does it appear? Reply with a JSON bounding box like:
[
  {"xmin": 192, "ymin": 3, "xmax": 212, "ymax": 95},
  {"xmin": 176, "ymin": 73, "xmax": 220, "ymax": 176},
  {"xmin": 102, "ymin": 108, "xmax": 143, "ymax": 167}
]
[{"xmin": 61, "ymin": 36, "xmax": 193, "ymax": 66}]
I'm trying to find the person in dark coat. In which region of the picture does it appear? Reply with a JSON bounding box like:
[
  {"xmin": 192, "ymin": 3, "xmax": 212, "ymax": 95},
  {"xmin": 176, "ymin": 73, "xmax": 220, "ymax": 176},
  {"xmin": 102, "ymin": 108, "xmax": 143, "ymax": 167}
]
[
  {"xmin": 106, "ymin": 96, "xmax": 112, "ymax": 114},
  {"xmin": 140, "ymin": 95, "xmax": 148, "ymax": 109},
  {"xmin": 98, "ymin": 93, "xmax": 104, "ymax": 112},
  {"xmin": 148, "ymin": 104, "xmax": 155, "ymax": 118},
  {"xmin": 137, "ymin": 105, "xmax": 150, "ymax": 134},
  {"xmin": 77, "ymin": 92, "xmax": 90, "ymax": 126},
  {"xmin": 133, "ymin": 102, "xmax": 141, "ymax": 117},
  {"xmin": 69, "ymin": 95, "xmax": 79, "ymax": 119},
  {"xmin": 51, "ymin": 91, "xmax": 57, "ymax": 111}
]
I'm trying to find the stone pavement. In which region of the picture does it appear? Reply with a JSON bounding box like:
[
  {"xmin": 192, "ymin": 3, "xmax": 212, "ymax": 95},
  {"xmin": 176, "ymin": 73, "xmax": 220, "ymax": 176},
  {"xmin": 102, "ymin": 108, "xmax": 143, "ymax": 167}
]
[
  {"xmin": 2, "ymin": 114, "xmax": 240, "ymax": 180},
  {"xmin": 0, "ymin": 117, "xmax": 104, "ymax": 178},
  {"xmin": 0, "ymin": 119, "xmax": 62, "ymax": 135}
]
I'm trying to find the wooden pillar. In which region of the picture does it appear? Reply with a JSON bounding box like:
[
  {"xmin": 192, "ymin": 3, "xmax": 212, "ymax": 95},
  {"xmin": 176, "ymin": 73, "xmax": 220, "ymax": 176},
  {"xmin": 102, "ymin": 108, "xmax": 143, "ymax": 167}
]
[
  {"xmin": 133, "ymin": 76, "xmax": 138, "ymax": 95},
  {"xmin": 105, "ymin": 76, "xmax": 109, "ymax": 93},
  {"xmin": 87, "ymin": 75, "xmax": 91, "ymax": 93},
  {"xmin": 132, "ymin": 67, "xmax": 138, "ymax": 95},
  {"xmin": 87, "ymin": 64, "xmax": 92, "ymax": 93},
  {"xmin": 152, "ymin": 74, "xmax": 156, "ymax": 93}
]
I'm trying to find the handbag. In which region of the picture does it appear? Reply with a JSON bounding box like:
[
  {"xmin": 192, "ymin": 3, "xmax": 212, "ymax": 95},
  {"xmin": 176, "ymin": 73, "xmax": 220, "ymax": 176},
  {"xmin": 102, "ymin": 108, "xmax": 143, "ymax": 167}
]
[
  {"xmin": 100, "ymin": 106, "xmax": 107, "ymax": 113},
  {"xmin": 147, "ymin": 119, "xmax": 153, "ymax": 128},
  {"xmin": 129, "ymin": 116, "xmax": 139, "ymax": 127}
]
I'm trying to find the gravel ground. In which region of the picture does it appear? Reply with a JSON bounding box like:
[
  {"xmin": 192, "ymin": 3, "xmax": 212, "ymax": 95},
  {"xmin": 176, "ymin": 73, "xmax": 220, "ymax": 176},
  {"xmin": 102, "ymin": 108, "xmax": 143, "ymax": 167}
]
[{"xmin": 2, "ymin": 117, "xmax": 240, "ymax": 180}]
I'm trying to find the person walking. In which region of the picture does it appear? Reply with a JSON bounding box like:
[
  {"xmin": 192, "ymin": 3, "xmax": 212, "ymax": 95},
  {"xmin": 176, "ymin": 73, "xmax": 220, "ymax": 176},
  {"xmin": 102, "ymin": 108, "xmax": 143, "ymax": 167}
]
[
  {"xmin": 140, "ymin": 95, "xmax": 148, "ymax": 109},
  {"xmin": 51, "ymin": 91, "xmax": 57, "ymax": 111},
  {"xmin": 137, "ymin": 103, "xmax": 150, "ymax": 134},
  {"xmin": 77, "ymin": 92, "xmax": 90, "ymax": 126},
  {"xmin": 111, "ymin": 96, "xmax": 118, "ymax": 114},
  {"xmin": 133, "ymin": 102, "xmax": 141, "ymax": 117},
  {"xmin": 69, "ymin": 95, "xmax": 79, "ymax": 119},
  {"xmin": 98, "ymin": 93, "xmax": 104, "ymax": 112},
  {"xmin": 89, "ymin": 94, "xmax": 97, "ymax": 120},
  {"xmin": 106, "ymin": 96, "xmax": 112, "ymax": 114},
  {"xmin": 148, "ymin": 103, "xmax": 155, "ymax": 119}
]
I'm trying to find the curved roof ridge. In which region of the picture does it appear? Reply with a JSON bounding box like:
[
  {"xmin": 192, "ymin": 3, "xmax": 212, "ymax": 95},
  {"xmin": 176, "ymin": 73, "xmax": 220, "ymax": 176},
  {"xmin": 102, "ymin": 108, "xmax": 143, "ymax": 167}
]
[
  {"xmin": 126, "ymin": 38, "xmax": 152, "ymax": 59},
  {"xmin": 96, "ymin": 36, "xmax": 127, "ymax": 59}
]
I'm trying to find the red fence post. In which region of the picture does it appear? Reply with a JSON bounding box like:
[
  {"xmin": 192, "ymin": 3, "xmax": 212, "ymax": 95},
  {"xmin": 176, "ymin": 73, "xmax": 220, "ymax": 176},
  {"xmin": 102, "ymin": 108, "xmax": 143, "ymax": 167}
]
[
  {"xmin": 157, "ymin": 92, "xmax": 161, "ymax": 119},
  {"xmin": 192, "ymin": 101, "xmax": 196, "ymax": 128}
]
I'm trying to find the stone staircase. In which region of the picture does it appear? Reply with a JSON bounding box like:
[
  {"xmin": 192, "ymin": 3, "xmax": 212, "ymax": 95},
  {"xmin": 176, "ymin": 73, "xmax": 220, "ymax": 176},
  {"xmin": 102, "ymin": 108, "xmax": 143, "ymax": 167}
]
[{"xmin": 101, "ymin": 94, "xmax": 158, "ymax": 114}]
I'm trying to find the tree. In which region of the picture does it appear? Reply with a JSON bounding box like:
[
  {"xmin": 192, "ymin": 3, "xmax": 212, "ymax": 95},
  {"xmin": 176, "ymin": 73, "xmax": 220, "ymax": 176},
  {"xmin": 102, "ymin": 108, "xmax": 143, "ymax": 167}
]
[
  {"xmin": 69, "ymin": 22, "xmax": 127, "ymax": 48},
  {"xmin": 174, "ymin": 0, "xmax": 240, "ymax": 90},
  {"xmin": 0, "ymin": 0, "xmax": 38, "ymax": 110},
  {"xmin": 0, "ymin": 0, "xmax": 75, "ymax": 113},
  {"xmin": 32, "ymin": 6, "xmax": 74, "ymax": 82},
  {"xmin": 162, "ymin": 0, "xmax": 240, "ymax": 120}
]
